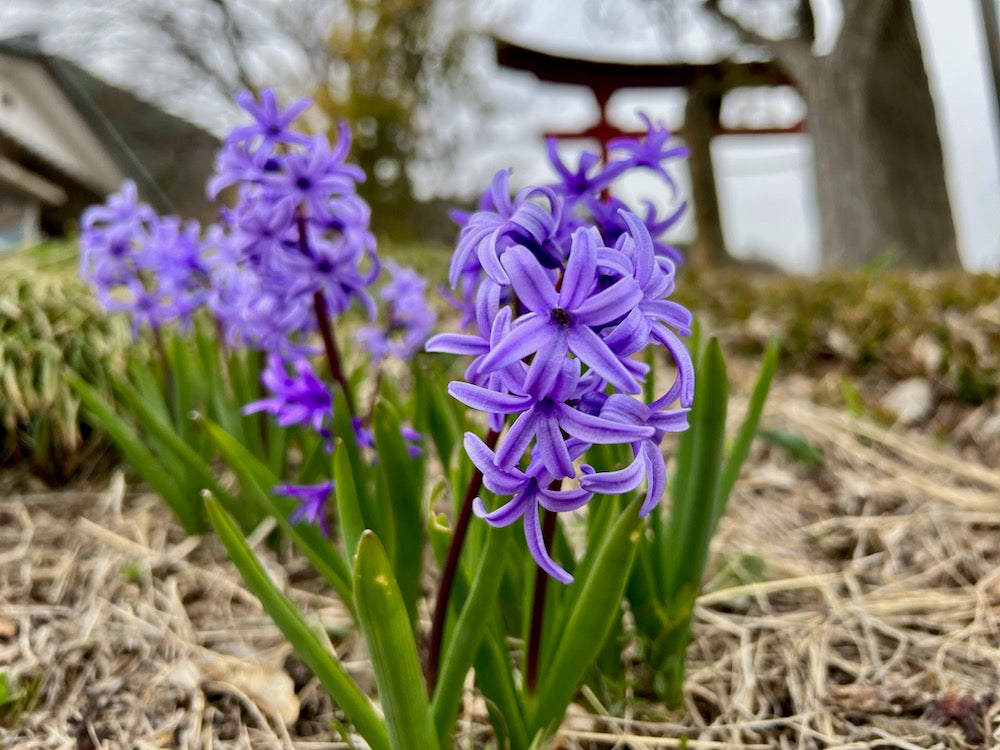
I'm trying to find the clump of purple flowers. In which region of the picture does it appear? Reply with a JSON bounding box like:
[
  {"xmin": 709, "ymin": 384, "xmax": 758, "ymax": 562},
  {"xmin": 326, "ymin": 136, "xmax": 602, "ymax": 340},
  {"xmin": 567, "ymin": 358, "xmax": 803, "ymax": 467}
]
[
  {"xmin": 80, "ymin": 182, "xmax": 208, "ymax": 332},
  {"xmin": 358, "ymin": 260, "xmax": 437, "ymax": 362},
  {"xmin": 80, "ymin": 89, "xmax": 438, "ymax": 534},
  {"xmin": 427, "ymin": 117, "xmax": 693, "ymax": 583},
  {"xmin": 206, "ymin": 89, "xmax": 378, "ymax": 353}
]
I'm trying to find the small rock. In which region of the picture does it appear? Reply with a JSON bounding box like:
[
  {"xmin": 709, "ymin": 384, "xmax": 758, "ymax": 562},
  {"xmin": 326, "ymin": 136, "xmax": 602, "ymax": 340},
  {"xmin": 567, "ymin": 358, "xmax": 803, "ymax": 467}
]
[
  {"xmin": 912, "ymin": 334, "xmax": 944, "ymax": 373},
  {"xmin": 166, "ymin": 659, "xmax": 200, "ymax": 691},
  {"xmin": 881, "ymin": 378, "xmax": 934, "ymax": 425},
  {"xmin": 0, "ymin": 617, "xmax": 17, "ymax": 639}
]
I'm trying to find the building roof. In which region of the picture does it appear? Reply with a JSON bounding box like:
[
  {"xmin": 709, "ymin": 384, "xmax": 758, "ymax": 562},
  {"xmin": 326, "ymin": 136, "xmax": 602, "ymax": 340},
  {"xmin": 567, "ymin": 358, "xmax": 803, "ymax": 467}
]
[{"xmin": 0, "ymin": 34, "xmax": 219, "ymax": 219}]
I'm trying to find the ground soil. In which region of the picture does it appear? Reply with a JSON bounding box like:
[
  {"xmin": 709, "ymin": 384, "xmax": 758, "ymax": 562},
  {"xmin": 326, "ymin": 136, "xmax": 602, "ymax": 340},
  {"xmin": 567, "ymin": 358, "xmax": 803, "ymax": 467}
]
[{"xmin": 2, "ymin": 364, "xmax": 1000, "ymax": 749}]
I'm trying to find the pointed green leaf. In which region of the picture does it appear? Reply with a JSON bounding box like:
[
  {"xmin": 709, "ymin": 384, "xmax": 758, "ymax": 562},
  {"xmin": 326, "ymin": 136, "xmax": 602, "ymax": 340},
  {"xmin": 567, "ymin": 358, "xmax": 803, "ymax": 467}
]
[
  {"xmin": 111, "ymin": 377, "xmax": 255, "ymax": 531},
  {"xmin": 354, "ymin": 531, "xmax": 440, "ymax": 750},
  {"xmin": 206, "ymin": 496, "xmax": 388, "ymax": 750},
  {"xmin": 372, "ymin": 400, "xmax": 422, "ymax": 625},
  {"xmin": 431, "ymin": 524, "xmax": 512, "ymax": 744},
  {"xmin": 532, "ymin": 500, "xmax": 643, "ymax": 732},
  {"xmin": 333, "ymin": 441, "xmax": 366, "ymax": 563},
  {"xmin": 69, "ymin": 372, "xmax": 201, "ymax": 533},
  {"xmin": 716, "ymin": 337, "xmax": 778, "ymax": 521},
  {"xmin": 201, "ymin": 417, "xmax": 355, "ymax": 612}
]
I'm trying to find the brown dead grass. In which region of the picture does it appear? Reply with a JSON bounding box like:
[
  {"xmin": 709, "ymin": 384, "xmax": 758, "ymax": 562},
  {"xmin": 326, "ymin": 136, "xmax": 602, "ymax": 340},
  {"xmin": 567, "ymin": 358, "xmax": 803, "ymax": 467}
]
[{"xmin": 2, "ymin": 372, "xmax": 1000, "ymax": 749}]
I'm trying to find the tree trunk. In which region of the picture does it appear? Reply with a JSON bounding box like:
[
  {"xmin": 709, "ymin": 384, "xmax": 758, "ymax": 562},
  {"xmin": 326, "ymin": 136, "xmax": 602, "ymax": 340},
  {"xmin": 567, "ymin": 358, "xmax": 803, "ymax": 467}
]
[
  {"xmin": 684, "ymin": 82, "xmax": 730, "ymax": 268},
  {"xmin": 800, "ymin": 0, "xmax": 959, "ymax": 268}
]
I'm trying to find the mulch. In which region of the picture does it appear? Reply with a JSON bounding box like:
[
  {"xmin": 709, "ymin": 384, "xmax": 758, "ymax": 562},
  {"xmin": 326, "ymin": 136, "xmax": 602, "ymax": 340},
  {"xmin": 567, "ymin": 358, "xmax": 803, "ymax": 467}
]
[{"xmin": 2, "ymin": 370, "xmax": 1000, "ymax": 749}]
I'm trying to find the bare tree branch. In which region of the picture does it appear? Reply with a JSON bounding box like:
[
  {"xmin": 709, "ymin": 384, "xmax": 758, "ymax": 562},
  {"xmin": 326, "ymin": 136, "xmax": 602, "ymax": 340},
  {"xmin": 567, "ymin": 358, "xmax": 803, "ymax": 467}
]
[
  {"xmin": 207, "ymin": 0, "xmax": 257, "ymax": 93},
  {"xmin": 700, "ymin": 0, "xmax": 812, "ymax": 79}
]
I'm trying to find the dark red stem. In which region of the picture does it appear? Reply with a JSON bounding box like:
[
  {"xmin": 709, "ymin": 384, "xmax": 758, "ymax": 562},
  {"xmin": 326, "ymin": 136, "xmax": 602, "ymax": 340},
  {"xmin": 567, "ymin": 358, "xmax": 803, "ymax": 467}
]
[
  {"xmin": 526, "ymin": 499, "xmax": 560, "ymax": 694},
  {"xmin": 312, "ymin": 290, "xmax": 355, "ymax": 418},
  {"xmin": 426, "ymin": 428, "xmax": 500, "ymax": 693},
  {"xmin": 294, "ymin": 211, "xmax": 356, "ymax": 417}
]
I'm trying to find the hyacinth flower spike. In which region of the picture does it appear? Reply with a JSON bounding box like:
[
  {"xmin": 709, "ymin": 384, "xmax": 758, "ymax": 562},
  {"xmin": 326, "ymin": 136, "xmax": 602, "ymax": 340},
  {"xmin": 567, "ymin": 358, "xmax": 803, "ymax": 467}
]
[{"xmin": 479, "ymin": 228, "xmax": 644, "ymax": 398}]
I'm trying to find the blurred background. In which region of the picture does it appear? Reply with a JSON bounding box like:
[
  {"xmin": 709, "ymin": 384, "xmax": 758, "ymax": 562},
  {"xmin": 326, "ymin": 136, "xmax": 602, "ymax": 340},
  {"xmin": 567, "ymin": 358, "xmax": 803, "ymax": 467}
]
[{"xmin": 0, "ymin": 0, "xmax": 997, "ymax": 273}]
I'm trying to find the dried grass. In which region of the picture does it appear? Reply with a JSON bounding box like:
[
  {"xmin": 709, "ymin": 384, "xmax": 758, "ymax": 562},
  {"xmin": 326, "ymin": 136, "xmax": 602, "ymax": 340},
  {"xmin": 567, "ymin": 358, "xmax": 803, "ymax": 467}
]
[{"xmin": 2, "ymin": 371, "xmax": 1000, "ymax": 749}]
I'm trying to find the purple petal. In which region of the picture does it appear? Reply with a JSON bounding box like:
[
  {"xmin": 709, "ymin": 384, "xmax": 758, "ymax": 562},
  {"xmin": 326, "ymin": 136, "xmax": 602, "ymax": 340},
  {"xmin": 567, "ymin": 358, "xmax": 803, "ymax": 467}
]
[
  {"xmin": 479, "ymin": 229, "xmax": 510, "ymax": 283},
  {"xmin": 650, "ymin": 325, "xmax": 695, "ymax": 407},
  {"xmin": 522, "ymin": 334, "xmax": 568, "ymax": 399},
  {"xmin": 644, "ymin": 299, "xmax": 693, "ymax": 334},
  {"xmin": 557, "ymin": 403, "xmax": 654, "ymax": 443},
  {"xmin": 473, "ymin": 493, "xmax": 527, "ymax": 527},
  {"xmin": 603, "ymin": 308, "xmax": 651, "ymax": 356},
  {"xmin": 579, "ymin": 453, "xmax": 644, "ymax": 495},
  {"xmin": 534, "ymin": 414, "xmax": 576, "ymax": 479},
  {"xmin": 463, "ymin": 432, "xmax": 526, "ymax": 495},
  {"xmin": 501, "ymin": 246, "xmax": 558, "ymax": 313},
  {"xmin": 479, "ymin": 313, "xmax": 553, "ymax": 373},
  {"xmin": 559, "ymin": 228, "xmax": 598, "ymax": 310},
  {"xmin": 649, "ymin": 408, "xmax": 690, "ymax": 433},
  {"xmin": 620, "ymin": 210, "xmax": 655, "ymax": 285},
  {"xmin": 573, "ymin": 277, "xmax": 644, "ymax": 327},
  {"xmin": 566, "ymin": 326, "xmax": 640, "ymax": 394},
  {"xmin": 495, "ymin": 408, "xmax": 539, "ymax": 470},
  {"xmin": 449, "ymin": 382, "xmax": 534, "ymax": 414},
  {"xmin": 523, "ymin": 499, "xmax": 573, "ymax": 584},
  {"xmin": 639, "ymin": 440, "xmax": 667, "ymax": 517},
  {"xmin": 537, "ymin": 485, "xmax": 593, "ymax": 513},
  {"xmin": 425, "ymin": 332, "xmax": 488, "ymax": 356}
]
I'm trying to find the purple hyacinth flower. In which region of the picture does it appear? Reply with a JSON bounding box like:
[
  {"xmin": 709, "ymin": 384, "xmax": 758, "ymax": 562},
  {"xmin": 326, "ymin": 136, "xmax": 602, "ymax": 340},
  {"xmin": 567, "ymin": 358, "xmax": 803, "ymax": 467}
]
[
  {"xmin": 602, "ymin": 211, "xmax": 695, "ymax": 407},
  {"xmin": 449, "ymin": 358, "xmax": 654, "ymax": 478},
  {"xmin": 276, "ymin": 481, "xmax": 334, "ymax": 535},
  {"xmin": 546, "ymin": 139, "xmax": 613, "ymax": 199},
  {"xmin": 607, "ymin": 113, "xmax": 689, "ymax": 193},
  {"xmin": 579, "ymin": 394, "xmax": 689, "ymax": 516},
  {"xmin": 464, "ymin": 432, "xmax": 591, "ymax": 584},
  {"xmin": 449, "ymin": 169, "xmax": 563, "ymax": 287},
  {"xmin": 226, "ymin": 89, "xmax": 314, "ymax": 151},
  {"xmin": 243, "ymin": 354, "xmax": 332, "ymax": 435},
  {"xmin": 479, "ymin": 229, "xmax": 644, "ymax": 397}
]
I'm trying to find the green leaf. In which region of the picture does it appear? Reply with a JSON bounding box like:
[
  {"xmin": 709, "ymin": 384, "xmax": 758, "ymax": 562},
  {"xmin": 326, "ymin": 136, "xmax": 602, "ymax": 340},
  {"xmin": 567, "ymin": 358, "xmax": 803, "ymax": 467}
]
[
  {"xmin": 531, "ymin": 500, "xmax": 643, "ymax": 733},
  {"xmin": 111, "ymin": 377, "xmax": 255, "ymax": 531},
  {"xmin": 414, "ymin": 364, "xmax": 462, "ymax": 470},
  {"xmin": 716, "ymin": 337, "xmax": 778, "ymax": 523},
  {"xmin": 69, "ymin": 372, "xmax": 202, "ymax": 533},
  {"xmin": 331, "ymin": 385, "xmax": 372, "ymax": 513},
  {"xmin": 759, "ymin": 427, "xmax": 824, "ymax": 468},
  {"xmin": 201, "ymin": 418, "xmax": 355, "ymax": 612},
  {"xmin": 662, "ymin": 338, "xmax": 728, "ymax": 600},
  {"xmin": 166, "ymin": 332, "xmax": 201, "ymax": 443},
  {"xmin": 655, "ymin": 338, "xmax": 729, "ymax": 705},
  {"xmin": 332, "ymin": 441, "xmax": 365, "ymax": 564},
  {"xmin": 372, "ymin": 401, "xmax": 423, "ymax": 625},
  {"xmin": 473, "ymin": 627, "xmax": 529, "ymax": 750},
  {"xmin": 205, "ymin": 497, "xmax": 389, "ymax": 750},
  {"xmin": 431, "ymin": 524, "xmax": 512, "ymax": 744},
  {"xmin": 354, "ymin": 531, "xmax": 440, "ymax": 750}
]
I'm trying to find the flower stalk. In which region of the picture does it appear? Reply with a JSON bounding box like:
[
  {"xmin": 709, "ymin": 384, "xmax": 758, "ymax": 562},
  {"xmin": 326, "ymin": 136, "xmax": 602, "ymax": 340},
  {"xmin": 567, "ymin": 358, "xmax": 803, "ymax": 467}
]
[{"xmin": 426, "ymin": 427, "xmax": 500, "ymax": 693}]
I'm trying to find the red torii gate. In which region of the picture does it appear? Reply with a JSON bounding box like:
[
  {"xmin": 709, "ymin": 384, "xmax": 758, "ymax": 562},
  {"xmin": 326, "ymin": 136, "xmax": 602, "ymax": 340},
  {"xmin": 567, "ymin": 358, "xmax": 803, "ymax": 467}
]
[{"xmin": 495, "ymin": 39, "xmax": 804, "ymax": 266}]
